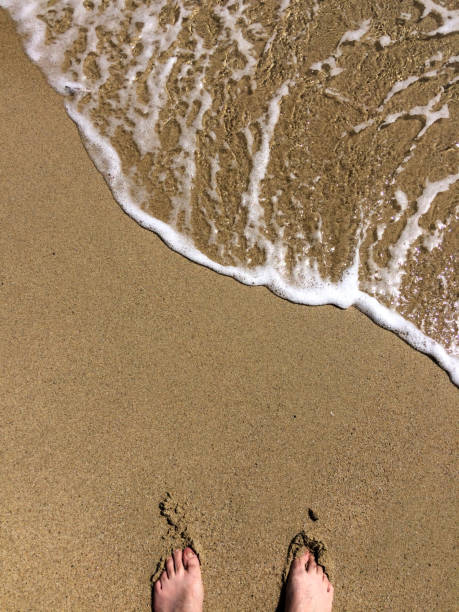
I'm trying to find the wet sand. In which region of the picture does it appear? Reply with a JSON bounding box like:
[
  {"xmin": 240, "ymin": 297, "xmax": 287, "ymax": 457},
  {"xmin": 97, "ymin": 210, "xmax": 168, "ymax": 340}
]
[{"xmin": 1, "ymin": 10, "xmax": 457, "ymax": 611}]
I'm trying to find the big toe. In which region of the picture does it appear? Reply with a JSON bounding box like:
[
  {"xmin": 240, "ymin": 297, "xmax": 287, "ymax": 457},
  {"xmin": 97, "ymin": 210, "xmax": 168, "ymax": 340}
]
[
  {"xmin": 183, "ymin": 547, "xmax": 200, "ymax": 571},
  {"xmin": 290, "ymin": 551, "xmax": 310, "ymax": 575}
]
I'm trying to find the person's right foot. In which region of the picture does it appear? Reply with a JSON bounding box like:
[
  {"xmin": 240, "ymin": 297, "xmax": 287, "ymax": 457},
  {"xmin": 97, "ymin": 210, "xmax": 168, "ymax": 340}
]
[
  {"xmin": 153, "ymin": 547, "xmax": 203, "ymax": 612},
  {"xmin": 284, "ymin": 550, "xmax": 334, "ymax": 612}
]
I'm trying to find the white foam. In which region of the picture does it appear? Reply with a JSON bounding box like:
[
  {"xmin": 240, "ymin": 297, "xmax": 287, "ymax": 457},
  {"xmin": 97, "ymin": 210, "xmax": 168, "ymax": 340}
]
[
  {"xmin": 278, "ymin": 0, "xmax": 291, "ymax": 17},
  {"xmin": 351, "ymin": 58, "xmax": 454, "ymax": 137},
  {"xmin": 365, "ymin": 175, "xmax": 459, "ymax": 304},
  {"xmin": 426, "ymin": 51, "xmax": 443, "ymax": 65},
  {"xmin": 379, "ymin": 76, "xmax": 420, "ymax": 109},
  {"xmin": 352, "ymin": 119, "xmax": 375, "ymax": 134},
  {"xmin": 324, "ymin": 88, "xmax": 351, "ymax": 104},
  {"xmin": 213, "ymin": 0, "xmax": 262, "ymax": 86},
  {"xmin": 132, "ymin": 56, "xmax": 178, "ymax": 156},
  {"xmin": 423, "ymin": 220, "xmax": 446, "ymax": 252},
  {"xmin": 417, "ymin": 0, "xmax": 459, "ymax": 36},
  {"xmin": 310, "ymin": 19, "xmax": 371, "ymax": 76},
  {"xmin": 207, "ymin": 153, "xmax": 222, "ymax": 205},
  {"xmin": 241, "ymin": 81, "xmax": 292, "ymax": 246},
  {"xmin": 399, "ymin": 12, "xmax": 412, "ymax": 21},
  {"xmin": 170, "ymin": 75, "xmax": 213, "ymax": 228},
  {"xmin": 380, "ymin": 91, "xmax": 449, "ymax": 144},
  {"xmin": 379, "ymin": 35, "xmax": 392, "ymax": 48},
  {"xmin": 410, "ymin": 95, "xmax": 449, "ymax": 139},
  {"xmin": 310, "ymin": 55, "xmax": 343, "ymax": 76},
  {"xmin": 394, "ymin": 189, "xmax": 408, "ymax": 217},
  {"xmin": 338, "ymin": 19, "xmax": 371, "ymax": 46},
  {"xmin": 2, "ymin": 0, "xmax": 458, "ymax": 386}
]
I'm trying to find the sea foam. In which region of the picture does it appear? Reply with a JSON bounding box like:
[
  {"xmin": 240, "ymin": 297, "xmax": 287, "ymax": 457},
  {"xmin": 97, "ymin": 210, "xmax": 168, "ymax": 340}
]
[{"xmin": 2, "ymin": 0, "xmax": 458, "ymax": 385}]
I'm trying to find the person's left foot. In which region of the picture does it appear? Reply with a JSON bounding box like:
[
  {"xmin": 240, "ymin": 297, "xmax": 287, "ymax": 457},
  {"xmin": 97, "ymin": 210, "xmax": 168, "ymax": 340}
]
[
  {"xmin": 153, "ymin": 548, "xmax": 204, "ymax": 612},
  {"xmin": 284, "ymin": 549, "xmax": 333, "ymax": 612}
]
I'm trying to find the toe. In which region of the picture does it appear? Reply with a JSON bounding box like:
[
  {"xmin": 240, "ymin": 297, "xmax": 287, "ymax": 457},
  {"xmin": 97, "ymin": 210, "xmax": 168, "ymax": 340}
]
[
  {"xmin": 183, "ymin": 547, "xmax": 200, "ymax": 570},
  {"xmin": 173, "ymin": 549, "xmax": 184, "ymax": 573},
  {"xmin": 154, "ymin": 579, "xmax": 162, "ymax": 594},
  {"xmin": 160, "ymin": 571, "xmax": 168, "ymax": 588},
  {"xmin": 291, "ymin": 550, "xmax": 309, "ymax": 574},
  {"xmin": 299, "ymin": 550, "xmax": 310, "ymax": 566},
  {"xmin": 291, "ymin": 556, "xmax": 303, "ymax": 571},
  {"xmin": 165, "ymin": 556, "xmax": 174, "ymax": 578},
  {"xmin": 307, "ymin": 556, "xmax": 317, "ymax": 572}
]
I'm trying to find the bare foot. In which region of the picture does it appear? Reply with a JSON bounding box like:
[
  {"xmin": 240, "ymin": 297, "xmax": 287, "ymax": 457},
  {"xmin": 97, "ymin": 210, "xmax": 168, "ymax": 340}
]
[
  {"xmin": 153, "ymin": 547, "xmax": 204, "ymax": 612},
  {"xmin": 284, "ymin": 550, "xmax": 334, "ymax": 612}
]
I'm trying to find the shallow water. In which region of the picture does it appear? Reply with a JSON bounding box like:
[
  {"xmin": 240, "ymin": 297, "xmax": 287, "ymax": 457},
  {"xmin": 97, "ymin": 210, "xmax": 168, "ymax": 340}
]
[{"xmin": 3, "ymin": 0, "xmax": 458, "ymax": 383}]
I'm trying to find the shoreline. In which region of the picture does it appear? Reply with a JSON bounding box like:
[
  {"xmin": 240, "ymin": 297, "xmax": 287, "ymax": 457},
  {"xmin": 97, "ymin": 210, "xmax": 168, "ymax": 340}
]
[{"xmin": 5, "ymin": 2, "xmax": 458, "ymax": 387}]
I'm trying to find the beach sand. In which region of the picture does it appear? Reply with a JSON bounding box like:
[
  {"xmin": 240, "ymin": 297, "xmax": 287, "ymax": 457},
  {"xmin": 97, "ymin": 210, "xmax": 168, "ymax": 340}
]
[{"xmin": 1, "ymin": 10, "xmax": 457, "ymax": 611}]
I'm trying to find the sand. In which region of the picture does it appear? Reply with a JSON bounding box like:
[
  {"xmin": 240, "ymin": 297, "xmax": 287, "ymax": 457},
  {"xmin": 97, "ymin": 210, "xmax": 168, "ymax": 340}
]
[{"xmin": 0, "ymin": 9, "xmax": 458, "ymax": 611}]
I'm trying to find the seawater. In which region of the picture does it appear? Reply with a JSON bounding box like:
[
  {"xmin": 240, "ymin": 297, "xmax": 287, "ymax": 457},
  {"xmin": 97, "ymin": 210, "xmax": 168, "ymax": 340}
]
[{"xmin": 3, "ymin": 0, "xmax": 458, "ymax": 384}]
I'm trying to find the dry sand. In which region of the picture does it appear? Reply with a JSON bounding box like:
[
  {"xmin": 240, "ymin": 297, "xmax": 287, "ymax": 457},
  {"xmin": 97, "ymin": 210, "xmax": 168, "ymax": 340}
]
[{"xmin": 1, "ymin": 10, "xmax": 458, "ymax": 611}]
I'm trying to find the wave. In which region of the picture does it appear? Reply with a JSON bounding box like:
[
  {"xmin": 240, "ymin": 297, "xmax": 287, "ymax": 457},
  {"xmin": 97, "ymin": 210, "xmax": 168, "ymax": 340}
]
[{"xmin": 3, "ymin": 0, "xmax": 458, "ymax": 384}]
